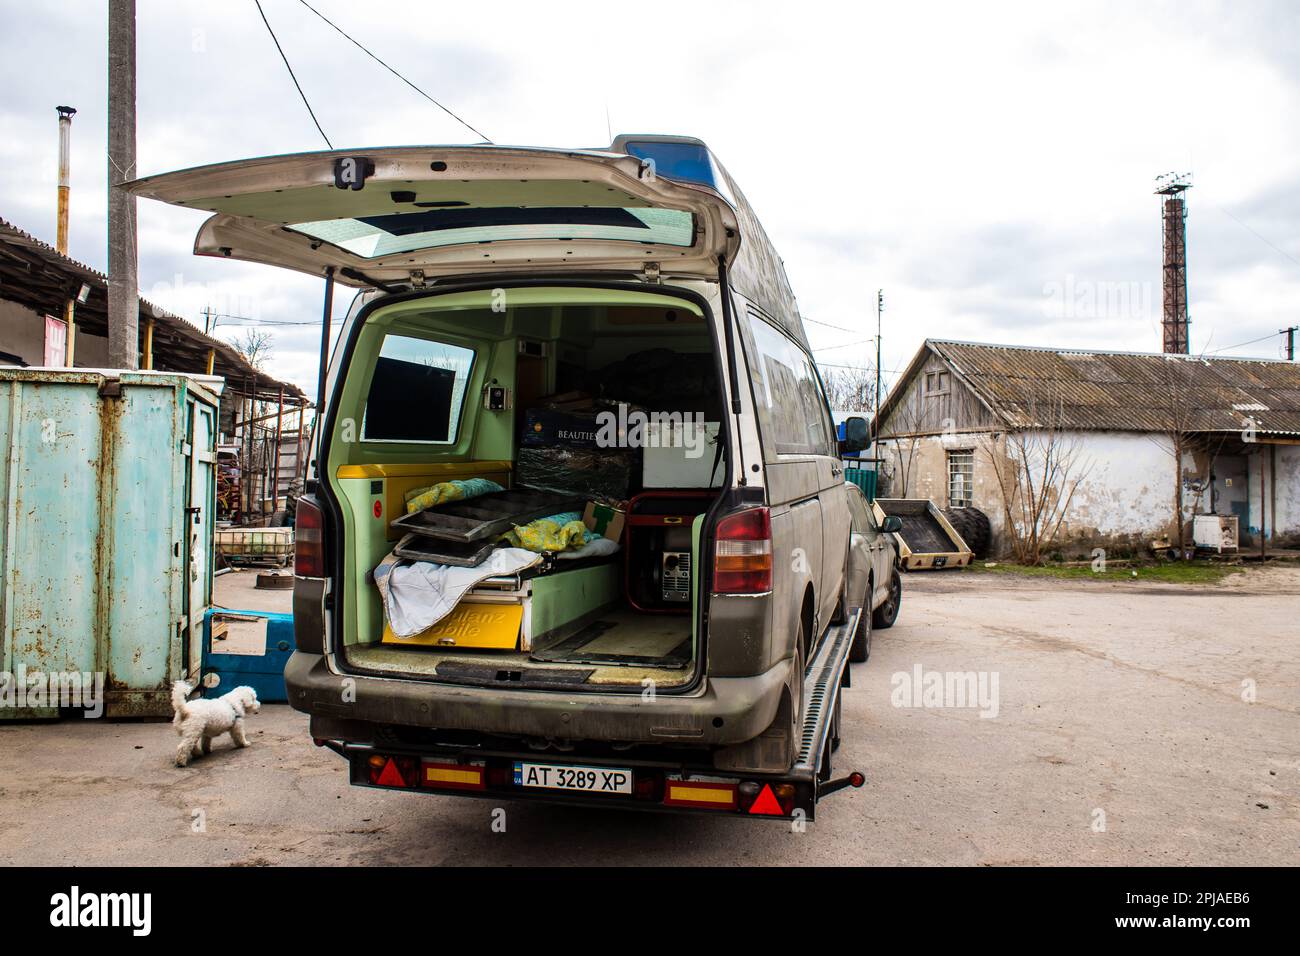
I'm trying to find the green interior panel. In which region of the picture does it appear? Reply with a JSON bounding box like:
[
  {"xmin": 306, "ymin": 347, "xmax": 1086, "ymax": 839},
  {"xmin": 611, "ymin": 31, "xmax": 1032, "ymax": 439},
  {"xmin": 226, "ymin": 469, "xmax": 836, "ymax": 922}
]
[
  {"xmin": 530, "ymin": 563, "xmax": 621, "ymax": 642},
  {"xmin": 336, "ymin": 477, "xmax": 390, "ymax": 647}
]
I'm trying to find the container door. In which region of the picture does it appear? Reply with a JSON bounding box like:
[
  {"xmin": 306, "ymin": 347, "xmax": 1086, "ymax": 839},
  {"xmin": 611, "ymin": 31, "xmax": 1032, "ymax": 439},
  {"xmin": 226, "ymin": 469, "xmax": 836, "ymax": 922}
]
[
  {"xmin": 0, "ymin": 375, "xmax": 104, "ymax": 714},
  {"xmin": 182, "ymin": 396, "xmax": 217, "ymax": 681}
]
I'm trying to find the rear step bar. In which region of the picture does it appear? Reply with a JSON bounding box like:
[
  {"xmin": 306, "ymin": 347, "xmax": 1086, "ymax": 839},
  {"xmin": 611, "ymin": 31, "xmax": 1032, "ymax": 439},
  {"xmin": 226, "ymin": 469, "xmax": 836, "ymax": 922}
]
[
  {"xmin": 319, "ymin": 609, "xmax": 866, "ymax": 821},
  {"xmin": 795, "ymin": 607, "xmax": 865, "ymax": 797}
]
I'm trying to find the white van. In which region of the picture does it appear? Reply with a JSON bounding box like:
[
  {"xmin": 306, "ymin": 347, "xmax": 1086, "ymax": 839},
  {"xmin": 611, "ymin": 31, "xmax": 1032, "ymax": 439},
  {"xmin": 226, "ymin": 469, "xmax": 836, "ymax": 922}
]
[{"xmin": 129, "ymin": 135, "xmax": 902, "ymax": 819}]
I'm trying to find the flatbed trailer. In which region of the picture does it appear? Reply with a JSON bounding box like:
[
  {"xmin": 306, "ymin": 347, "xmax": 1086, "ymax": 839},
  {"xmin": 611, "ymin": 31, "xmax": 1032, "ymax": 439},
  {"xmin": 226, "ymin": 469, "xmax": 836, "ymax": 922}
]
[
  {"xmin": 873, "ymin": 498, "xmax": 973, "ymax": 570},
  {"xmin": 315, "ymin": 607, "xmax": 866, "ymax": 822}
]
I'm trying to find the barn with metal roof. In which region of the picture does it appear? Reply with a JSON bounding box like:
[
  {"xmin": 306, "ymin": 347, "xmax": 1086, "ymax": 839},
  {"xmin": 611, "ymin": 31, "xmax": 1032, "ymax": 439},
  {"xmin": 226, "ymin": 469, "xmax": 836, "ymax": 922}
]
[{"xmin": 875, "ymin": 339, "xmax": 1300, "ymax": 558}]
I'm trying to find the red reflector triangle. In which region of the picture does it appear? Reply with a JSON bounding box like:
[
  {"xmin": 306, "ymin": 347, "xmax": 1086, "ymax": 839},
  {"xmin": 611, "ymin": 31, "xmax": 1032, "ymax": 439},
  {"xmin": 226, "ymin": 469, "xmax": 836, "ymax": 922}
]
[
  {"xmin": 375, "ymin": 758, "xmax": 406, "ymax": 788},
  {"xmin": 748, "ymin": 784, "xmax": 784, "ymax": 815}
]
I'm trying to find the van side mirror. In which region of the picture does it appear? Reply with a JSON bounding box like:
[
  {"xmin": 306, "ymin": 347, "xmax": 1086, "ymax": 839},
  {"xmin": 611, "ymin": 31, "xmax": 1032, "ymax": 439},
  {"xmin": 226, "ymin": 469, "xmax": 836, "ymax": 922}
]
[
  {"xmin": 840, "ymin": 416, "xmax": 869, "ymax": 454},
  {"xmin": 881, "ymin": 515, "xmax": 903, "ymax": 534}
]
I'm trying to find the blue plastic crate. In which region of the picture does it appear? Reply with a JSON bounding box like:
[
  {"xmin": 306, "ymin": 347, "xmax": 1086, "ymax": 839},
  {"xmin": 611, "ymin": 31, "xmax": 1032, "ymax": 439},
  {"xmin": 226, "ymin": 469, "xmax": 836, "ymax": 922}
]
[{"xmin": 201, "ymin": 608, "xmax": 295, "ymax": 703}]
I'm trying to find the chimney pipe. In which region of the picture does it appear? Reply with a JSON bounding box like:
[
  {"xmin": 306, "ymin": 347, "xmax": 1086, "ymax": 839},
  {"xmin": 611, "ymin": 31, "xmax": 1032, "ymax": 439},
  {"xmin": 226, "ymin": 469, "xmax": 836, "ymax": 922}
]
[
  {"xmin": 56, "ymin": 105, "xmax": 76, "ymax": 255},
  {"xmin": 1155, "ymin": 172, "xmax": 1192, "ymax": 355}
]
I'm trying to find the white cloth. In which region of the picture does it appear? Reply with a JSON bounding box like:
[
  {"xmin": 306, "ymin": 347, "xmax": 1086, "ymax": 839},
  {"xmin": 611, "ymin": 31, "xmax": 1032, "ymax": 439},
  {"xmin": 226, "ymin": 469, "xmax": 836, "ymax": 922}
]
[
  {"xmin": 556, "ymin": 537, "xmax": 621, "ymax": 561},
  {"xmin": 375, "ymin": 547, "xmax": 541, "ymax": 639}
]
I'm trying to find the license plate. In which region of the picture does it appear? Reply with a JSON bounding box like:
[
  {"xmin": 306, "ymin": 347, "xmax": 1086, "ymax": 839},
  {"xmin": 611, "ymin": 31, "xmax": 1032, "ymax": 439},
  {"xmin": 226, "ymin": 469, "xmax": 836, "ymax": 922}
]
[{"xmin": 513, "ymin": 761, "xmax": 632, "ymax": 794}]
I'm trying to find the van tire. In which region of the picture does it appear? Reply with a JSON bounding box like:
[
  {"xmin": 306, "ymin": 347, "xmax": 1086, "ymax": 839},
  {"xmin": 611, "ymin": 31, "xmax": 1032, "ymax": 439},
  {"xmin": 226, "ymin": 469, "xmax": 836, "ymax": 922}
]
[
  {"xmin": 849, "ymin": 581, "xmax": 872, "ymax": 663},
  {"xmin": 872, "ymin": 570, "xmax": 902, "ymax": 629},
  {"xmin": 830, "ymin": 549, "xmax": 851, "ymax": 625},
  {"xmin": 830, "ymin": 593, "xmax": 847, "ymax": 626},
  {"xmin": 790, "ymin": 619, "xmax": 807, "ymax": 728}
]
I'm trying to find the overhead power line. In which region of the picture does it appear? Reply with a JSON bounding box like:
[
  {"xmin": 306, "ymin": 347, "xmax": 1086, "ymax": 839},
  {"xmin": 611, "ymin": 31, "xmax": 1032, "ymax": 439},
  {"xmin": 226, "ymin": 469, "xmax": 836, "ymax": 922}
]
[
  {"xmin": 295, "ymin": 0, "xmax": 494, "ymax": 144},
  {"xmin": 1207, "ymin": 331, "xmax": 1284, "ymax": 355},
  {"xmin": 802, "ymin": 315, "xmax": 861, "ymax": 334},
  {"xmin": 254, "ymin": 0, "xmax": 333, "ymax": 149},
  {"xmin": 817, "ymin": 361, "xmax": 907, "ymax": 374},
  {"xmin": 813, "ymin": 338, "xmax": 876, "ymax": 352},
  {"xmin": 1212, "ymin": 202, "xmax": 1300, "ymax": 272}
]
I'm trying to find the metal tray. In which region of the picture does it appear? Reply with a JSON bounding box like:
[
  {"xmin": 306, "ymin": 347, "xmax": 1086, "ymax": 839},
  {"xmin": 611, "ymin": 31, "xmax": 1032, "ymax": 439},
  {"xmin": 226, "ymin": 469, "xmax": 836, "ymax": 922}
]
[
  {"xmin": 390, "ymin": 487, "xmax": 583, "ymax": 544},
  {"xmin": 392, "ymin": 533, "xmax": 499, "ymax": 568}
]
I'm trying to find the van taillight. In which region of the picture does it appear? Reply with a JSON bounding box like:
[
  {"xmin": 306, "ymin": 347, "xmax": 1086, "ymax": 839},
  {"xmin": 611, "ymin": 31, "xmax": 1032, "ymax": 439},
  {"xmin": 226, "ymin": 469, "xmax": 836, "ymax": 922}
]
[
  {"xmin": 294, "ymin": 496, "xmax": 326, "ymax": 577},
  {"xmin": 714, "ymin": 507, "xmax": 772, "ymax": 594}
]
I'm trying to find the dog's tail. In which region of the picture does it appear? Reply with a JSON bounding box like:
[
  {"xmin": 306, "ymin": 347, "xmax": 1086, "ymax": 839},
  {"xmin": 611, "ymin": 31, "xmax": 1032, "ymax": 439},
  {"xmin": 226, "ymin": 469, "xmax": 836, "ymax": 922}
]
[{"xmin": 171, "ymin": 680, "xmax": 193, "ymax": 716}]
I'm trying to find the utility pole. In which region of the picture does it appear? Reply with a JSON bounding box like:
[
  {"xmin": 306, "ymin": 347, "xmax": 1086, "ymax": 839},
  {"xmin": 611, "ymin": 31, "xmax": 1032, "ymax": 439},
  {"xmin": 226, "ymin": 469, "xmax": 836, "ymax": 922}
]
[
  {"xmin": 107, "ymin": 0, "xmax": 139, "ymax": 369},
  {"xmin": 873, "ymin": 290, "xmax": 883, "ymax": 448},
  {"xmin": 1281, "ymin": 325, "xmax": 1298, "ymax": 361}
]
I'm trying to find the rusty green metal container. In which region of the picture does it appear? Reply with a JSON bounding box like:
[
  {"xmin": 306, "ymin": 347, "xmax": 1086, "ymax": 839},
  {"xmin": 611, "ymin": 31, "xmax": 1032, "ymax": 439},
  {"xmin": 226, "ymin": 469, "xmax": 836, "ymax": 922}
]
[
  {"xmin": 0, "ymin": 369, "xmax": 221, "ymax": 718},
  {"xmin": 844, "ymin": 464, "xmax": 877, "ymax": 501}
]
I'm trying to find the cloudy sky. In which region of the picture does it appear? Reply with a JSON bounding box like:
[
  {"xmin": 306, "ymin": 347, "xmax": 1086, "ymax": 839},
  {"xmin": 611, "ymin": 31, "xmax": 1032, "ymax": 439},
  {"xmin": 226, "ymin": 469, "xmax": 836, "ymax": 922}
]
[{"xmin": 3, "ymin": 0, "xmax": 1298, "ymax": 401}]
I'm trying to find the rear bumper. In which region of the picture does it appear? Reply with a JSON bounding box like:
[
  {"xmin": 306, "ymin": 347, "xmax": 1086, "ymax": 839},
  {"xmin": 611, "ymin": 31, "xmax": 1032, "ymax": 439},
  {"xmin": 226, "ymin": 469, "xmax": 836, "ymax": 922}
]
[{"xmin": 284, "ymin": 650, "xmax": 790, "ymax": 746}]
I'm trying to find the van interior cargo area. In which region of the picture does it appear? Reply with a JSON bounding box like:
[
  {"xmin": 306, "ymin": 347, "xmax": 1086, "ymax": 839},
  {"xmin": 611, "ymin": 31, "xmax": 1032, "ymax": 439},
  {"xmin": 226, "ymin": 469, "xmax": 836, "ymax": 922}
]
[{"xmin": 329, "ymin": 288, "xmax": 727, "ymax": 690}]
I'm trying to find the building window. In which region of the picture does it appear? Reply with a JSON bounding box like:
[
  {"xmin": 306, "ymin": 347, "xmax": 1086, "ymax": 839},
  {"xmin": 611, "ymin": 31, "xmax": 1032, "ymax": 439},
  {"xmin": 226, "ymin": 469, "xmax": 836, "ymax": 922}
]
[
  {"xmin": 924, "ymin": 370, "xmax": 950, "ymax": 395},
  {"xmin": 947, "ymin": 450, "xmax": 974, "ymax": 508}
]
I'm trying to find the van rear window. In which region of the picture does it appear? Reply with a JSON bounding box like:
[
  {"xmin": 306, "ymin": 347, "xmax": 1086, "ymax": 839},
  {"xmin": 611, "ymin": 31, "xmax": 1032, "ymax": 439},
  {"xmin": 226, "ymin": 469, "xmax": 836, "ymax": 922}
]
[
  {"xmin": 291, "ymin": 207, "xmax": 694, "ymax": 259},
  {"xmin": 362, "ymin": 335, "xmax": 474, "ymax": 443}
]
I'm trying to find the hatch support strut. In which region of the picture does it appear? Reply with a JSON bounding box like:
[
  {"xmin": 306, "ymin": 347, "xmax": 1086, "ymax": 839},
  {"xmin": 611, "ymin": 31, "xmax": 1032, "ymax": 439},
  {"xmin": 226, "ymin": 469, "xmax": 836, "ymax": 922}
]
[
  {"xmin": 717, "ymin": 256, "xmax": 747, "ymax": 484},
  {"xmin": 312, "ymin": 266, "xmax": 336, "ymax": 465}
]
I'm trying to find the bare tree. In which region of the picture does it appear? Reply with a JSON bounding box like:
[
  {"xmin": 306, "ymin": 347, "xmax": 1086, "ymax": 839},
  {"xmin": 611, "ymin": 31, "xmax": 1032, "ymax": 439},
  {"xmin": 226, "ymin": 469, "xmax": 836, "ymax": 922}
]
[
  {"xmin": 1145, "ymin": 356, "xmax": 1200, "ymax": 557},
  {"xmin": 820, "ymin": 364, "xmax": 876, "ymax": 413},
  {"xmin": 878, "ymin": 395, "xmax": 927, "ymax": 498},
  {"xmin": 225, "ymin": 329, "xmax": 276, "ymax": 523},
  {"xmin": 981, "ymin": 389, "xmax": 1092, "ymax": 565},
  {"xmin": 230, "ymin": 329, "xmax": 274, "ymax": 370}
]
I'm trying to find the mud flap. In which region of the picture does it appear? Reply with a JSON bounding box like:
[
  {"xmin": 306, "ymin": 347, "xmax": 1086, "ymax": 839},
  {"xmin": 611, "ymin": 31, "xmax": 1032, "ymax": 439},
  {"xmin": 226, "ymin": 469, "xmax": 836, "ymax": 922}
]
[{"xmin": 712, "ymin": 684, "xmax": 798, "ymax": 773}]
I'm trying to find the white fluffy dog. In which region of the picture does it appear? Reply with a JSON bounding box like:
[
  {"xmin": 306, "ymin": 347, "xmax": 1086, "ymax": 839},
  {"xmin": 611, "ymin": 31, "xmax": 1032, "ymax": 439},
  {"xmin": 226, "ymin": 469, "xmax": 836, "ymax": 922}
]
[{"xmin": 171, "ymin": 680, "xmax": 261, "ymax": 767}]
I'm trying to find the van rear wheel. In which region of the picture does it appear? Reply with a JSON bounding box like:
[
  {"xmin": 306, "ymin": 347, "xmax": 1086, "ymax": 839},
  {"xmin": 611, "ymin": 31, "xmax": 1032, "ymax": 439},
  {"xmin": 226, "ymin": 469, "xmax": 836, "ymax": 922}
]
[
  {"xmin": 872, "ymin": 570, "xmax": 902, "ymax": 629},
  {"xmin": 787, "ymin": 624, "xmax": 807, "ymax": 764}
]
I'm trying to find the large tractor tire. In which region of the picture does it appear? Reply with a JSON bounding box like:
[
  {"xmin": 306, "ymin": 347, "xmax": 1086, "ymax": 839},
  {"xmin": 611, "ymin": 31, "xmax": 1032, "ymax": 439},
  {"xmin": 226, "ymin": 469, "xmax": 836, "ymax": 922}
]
[{"xmin": 944, "ymin": 507, "xmax": 992, "ymax": 559}]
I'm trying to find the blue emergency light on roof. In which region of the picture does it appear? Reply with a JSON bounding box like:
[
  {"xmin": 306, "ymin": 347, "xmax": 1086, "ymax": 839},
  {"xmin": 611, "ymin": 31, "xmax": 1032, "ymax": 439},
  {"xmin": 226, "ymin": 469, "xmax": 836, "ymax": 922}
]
[{"xmin": 614, "ymin": 136, "xmax": 725, "ymax": 194}]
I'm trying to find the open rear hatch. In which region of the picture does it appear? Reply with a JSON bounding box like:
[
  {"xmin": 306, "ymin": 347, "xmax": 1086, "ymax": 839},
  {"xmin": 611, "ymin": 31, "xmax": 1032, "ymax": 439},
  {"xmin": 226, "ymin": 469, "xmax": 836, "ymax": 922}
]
[{"xmin": 123, "ymin": 140, "xmax": 740, "ymax": 284}]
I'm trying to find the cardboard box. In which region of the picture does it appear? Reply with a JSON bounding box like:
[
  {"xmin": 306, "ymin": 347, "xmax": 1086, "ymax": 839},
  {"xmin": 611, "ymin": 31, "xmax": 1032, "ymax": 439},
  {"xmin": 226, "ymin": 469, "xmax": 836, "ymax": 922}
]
[
  {"xmin": 521, "ymin": 407, "xmax": 604, "ymax": 449},
  {"xmin": 583, "ymin": 501, "xmax": 626, "ymax": 542}
]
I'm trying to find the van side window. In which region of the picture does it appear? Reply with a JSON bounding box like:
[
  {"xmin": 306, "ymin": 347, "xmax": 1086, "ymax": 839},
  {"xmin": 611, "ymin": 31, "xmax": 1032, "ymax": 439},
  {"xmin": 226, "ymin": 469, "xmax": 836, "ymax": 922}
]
[
  {"xmin": 744, "ymin": 313, "xmax": 834, "ymax": 456},
  {"xmin": 362, "ymin": 334, "xmax": 474, "ymax": 443}
]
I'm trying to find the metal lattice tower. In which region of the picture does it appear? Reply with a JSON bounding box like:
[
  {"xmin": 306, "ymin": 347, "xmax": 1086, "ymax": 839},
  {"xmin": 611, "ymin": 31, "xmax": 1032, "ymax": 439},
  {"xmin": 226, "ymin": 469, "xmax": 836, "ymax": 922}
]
[{"xmin": 1155, "ymin": 172, "xmax": 1192, "ymax": 354}]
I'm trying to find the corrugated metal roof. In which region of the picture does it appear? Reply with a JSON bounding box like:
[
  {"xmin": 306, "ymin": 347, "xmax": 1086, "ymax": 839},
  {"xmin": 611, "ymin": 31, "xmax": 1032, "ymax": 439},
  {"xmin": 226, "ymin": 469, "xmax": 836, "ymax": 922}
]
[
  {"xmin": 0, "ymin": 216, "xmax": 306, "ymax": 403},
  {"xmin": 924, "ymin": 339, "xmax": 1300, "ymax": 435}
]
